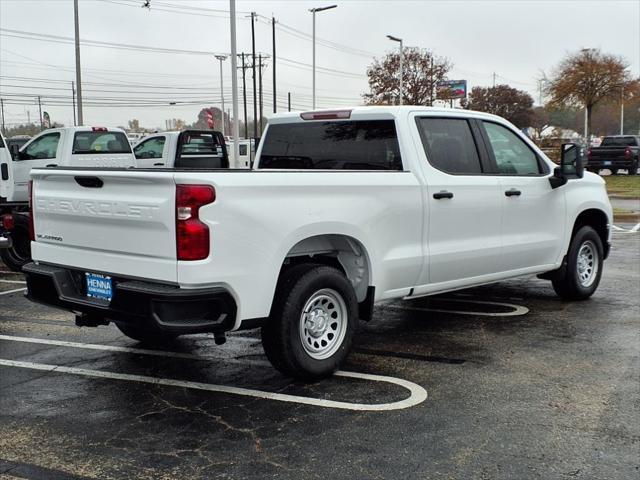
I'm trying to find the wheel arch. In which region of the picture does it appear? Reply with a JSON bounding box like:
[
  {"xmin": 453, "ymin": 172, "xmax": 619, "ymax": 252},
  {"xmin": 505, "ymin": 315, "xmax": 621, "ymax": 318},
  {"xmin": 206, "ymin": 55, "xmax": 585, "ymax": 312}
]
[{"xmin": 571, "ymin": 208, "xmax": 610, "ymax": 259}]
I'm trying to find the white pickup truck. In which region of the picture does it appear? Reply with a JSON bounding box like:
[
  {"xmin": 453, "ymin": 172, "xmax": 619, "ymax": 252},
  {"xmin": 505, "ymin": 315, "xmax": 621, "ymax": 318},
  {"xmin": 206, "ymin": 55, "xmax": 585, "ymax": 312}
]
[
  {"xmin": 23, "ymin": 107, "xmax": 613, "ymax": 380},
  {"xmin": 0, "ymin": 127, "xmax": 135, "ymax": 271}
]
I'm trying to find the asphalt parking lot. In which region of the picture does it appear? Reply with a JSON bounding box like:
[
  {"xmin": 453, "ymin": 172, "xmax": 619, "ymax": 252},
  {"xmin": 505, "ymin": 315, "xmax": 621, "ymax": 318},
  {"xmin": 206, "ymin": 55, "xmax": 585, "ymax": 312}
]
[{"xmin": 0, "ymin": 227, "xmax": 638, "ymax": 480}]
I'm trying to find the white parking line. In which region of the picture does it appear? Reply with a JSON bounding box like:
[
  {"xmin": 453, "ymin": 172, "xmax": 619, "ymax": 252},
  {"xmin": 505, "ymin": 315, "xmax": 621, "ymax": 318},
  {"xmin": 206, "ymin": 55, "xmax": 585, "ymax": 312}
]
[
  {"xmin": 612, "ymin": 223, "xmax": 640, "ymax": 233},
  {"xmin": 0, "ymin": 287, "xmax": 27, "ymax": 296},
  {"xmin": 390, "ymin": 298, "xmax": 529, "ymax": 317},
  {"xmin": 0, "ymin": 279, "xmax": 27, "ymax": 284},
  {"xmin": 0, "ymin": 335, "xmax": 428, "ymax": 412}
]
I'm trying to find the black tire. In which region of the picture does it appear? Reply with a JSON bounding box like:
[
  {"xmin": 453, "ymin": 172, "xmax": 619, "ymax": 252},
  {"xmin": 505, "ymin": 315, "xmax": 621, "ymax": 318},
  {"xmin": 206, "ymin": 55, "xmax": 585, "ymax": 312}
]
[
  {"xmin": 628, "ymin": 160, "xmax": 638, "ymax": 175},
  {"xmin": 610, "ymin": 168, "xmax": 618, "ymax": 175},
  {"xmin": 0, "ymin": 214, "xmax": 31, "ymax": 272},
  {"xmin": 261, "ymin": 263, "xmax": 359, "ymax": 381},
  {"xmin": 552, "ymin": 225, "xmax": 604, "ymax": 300},
  {"xmin": 115, "ymin": 322, "xmax": 179, "ymax": 344}
]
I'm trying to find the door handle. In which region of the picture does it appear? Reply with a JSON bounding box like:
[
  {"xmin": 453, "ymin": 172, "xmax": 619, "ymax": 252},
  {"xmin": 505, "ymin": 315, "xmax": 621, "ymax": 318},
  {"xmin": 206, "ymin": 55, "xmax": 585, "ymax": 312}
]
[
  {"xmin": 433, "ymin": 191, "xmax": 454, "ymax": 200},
  {"xmin": 46, "ymin": 163, "xmax": 58, "ymax": 167},
  {"xmin": 505, "ymin": 189, "xmax": 521, "ymax": 197},
  {"xmin": 153, "ymin": 162, "xmax": 164, "ymax": 166}
]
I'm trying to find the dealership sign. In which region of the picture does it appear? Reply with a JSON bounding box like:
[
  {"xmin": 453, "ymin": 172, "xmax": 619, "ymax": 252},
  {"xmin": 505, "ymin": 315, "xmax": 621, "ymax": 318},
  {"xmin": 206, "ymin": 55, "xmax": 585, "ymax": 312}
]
[{"xmin": 436, "ymin": 80, "xmax": 467, "ymax": 100}]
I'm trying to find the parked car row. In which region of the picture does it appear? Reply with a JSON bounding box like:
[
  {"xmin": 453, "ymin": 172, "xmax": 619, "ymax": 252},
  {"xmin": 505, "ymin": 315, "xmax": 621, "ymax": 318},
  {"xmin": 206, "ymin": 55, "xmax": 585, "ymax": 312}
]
[{"xmin": 0, "ymin": 126, "xmax": 248, "ymax": 271}]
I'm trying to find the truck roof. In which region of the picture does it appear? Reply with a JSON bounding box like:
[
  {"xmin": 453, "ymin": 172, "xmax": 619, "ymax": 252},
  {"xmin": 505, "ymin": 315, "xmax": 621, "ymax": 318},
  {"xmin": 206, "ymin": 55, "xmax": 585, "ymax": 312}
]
[
  {"xmin": 267, "ymin": 105, "xmax": 511, "ymax": 125},
  {"xmin": 40, "ymin": 126, "xmax": 128, "ymax": 134}
]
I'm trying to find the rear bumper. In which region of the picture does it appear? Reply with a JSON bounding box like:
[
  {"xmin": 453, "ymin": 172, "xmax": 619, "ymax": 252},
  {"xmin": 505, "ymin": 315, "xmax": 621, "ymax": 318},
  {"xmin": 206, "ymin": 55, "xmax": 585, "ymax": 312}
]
[
  {"xmin": 23, "ymin": 262, "xmax": 237, "ymax": 334},
  {"xmin": 587, "ymin": 159, "xmax": 635, "ymax": 169}
]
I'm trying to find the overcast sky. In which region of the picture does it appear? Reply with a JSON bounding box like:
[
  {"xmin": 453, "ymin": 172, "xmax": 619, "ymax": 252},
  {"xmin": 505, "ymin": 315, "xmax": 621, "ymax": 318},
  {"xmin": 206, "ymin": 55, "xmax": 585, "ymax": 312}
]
[{"xmin": 0, "ymin": 0, "xmax": 638, "ymax": 130}]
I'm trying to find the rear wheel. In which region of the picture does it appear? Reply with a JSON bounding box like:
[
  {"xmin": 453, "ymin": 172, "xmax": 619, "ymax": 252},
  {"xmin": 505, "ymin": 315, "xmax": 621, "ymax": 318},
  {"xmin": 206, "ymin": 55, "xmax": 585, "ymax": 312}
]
[
  {"xmin": 552, "ymin": 226, "xmax": 603, "ymax": 300},
  {"xmin": 115, "ymin": 322, "xmax": 179, "ymax": 344},
  {"xmin": 610, "ymin": 168, "xmax": 619, "ymax": 175},
  {"xmin": 628, "ymin": 160, "xmax": 638, "ymax": 175},
  {"xmin": 261, "ymin": 264, "xmax": 359, "ymax": 380},
  {"xmin": 0, "ymin": 214, "xmax": 31, "ymax": 272}
]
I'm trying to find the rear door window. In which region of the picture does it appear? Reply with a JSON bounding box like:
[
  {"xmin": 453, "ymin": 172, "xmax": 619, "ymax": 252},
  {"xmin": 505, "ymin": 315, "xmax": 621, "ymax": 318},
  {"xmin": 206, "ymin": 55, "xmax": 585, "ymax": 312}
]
[
  {"xmin": 73, "ymin": 131, "xmax": 131, "ymax": 154},
  {"xmin": 415, "ymin": 118, "xmax": 482, "ymax": 174},
  {"xmin": 259, "ymin": 120, "xmax": 403, "ymax": 170}
]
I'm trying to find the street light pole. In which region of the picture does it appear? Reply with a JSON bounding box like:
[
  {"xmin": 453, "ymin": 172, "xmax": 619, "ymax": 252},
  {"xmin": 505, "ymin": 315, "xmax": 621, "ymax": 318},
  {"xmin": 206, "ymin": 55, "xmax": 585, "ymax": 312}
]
[
  {"xmin": 215, "ymin": 55, "xmax": 227, "ymax": 136},
  {"xmin": 73, "ymin": 0, "xmax": 83, "ymax": 125},
  {"xmin": 310, "ymin": 5, "xmax": 337, "ymax": 109},
  {"xmin": 387, "ymin": 35, "xmax": 403, "ymax": 105},
  {"xmin": 620, "ymin": 86, "xmax": 625, "ymax": 135}
]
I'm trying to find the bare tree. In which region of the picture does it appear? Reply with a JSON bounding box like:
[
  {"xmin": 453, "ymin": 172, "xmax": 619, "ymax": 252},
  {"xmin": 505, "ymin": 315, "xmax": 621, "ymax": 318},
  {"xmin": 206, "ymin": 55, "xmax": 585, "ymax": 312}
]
[
  {"xmin": 465, "ymin": 84, "xmax": 535, "ymax": 128},
  {"xmin": 546, "ymin": 49, "xmax": 632, "ymax": 138},
  {"xmin": 363, "ymin": 48, "xmax": 451, "ymax": 106}
]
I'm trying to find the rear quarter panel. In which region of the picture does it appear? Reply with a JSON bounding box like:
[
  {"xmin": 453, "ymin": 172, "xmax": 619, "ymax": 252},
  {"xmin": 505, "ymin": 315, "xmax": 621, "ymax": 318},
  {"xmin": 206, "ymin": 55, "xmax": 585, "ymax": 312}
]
[{"xmin": 173, "ymin": 170, "xmax": 423, "ymax": 325}]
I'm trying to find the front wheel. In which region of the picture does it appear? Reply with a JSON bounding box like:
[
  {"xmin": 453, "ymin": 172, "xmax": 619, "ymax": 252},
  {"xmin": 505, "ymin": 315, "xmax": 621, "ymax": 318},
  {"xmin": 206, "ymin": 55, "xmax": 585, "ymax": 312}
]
[
  {"xmin": 261, "ymin": 264, "xmax": 359, "ymax": 380},
  {"xmin": 552, "ymin": 226, "xmax": 604, "ymax": 300}
]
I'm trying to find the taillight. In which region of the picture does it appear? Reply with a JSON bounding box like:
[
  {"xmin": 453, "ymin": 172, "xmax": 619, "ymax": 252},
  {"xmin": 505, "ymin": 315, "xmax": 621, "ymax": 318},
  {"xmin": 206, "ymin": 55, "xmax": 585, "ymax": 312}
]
[
  {"xmin": 28, "ymin": 180, "xmax": 35, "ymax": 241},
  {"xmin": 624, "ymin": 147, "xmax": 632, "ymax": 159},
  {"xmin": 1, "ymin": 214, "xmax": 14, "ymax": 231},
  {"xmin": 176, "ymin": 184, "xmax": 215, "ymax": 261},
  {"xmin": 587, "ymin": 148, "xmax": 592, "ymax": 160}
]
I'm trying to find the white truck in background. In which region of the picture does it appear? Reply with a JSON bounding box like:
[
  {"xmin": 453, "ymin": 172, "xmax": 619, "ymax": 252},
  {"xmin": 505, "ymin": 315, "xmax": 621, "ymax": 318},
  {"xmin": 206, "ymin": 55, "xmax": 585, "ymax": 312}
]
[
  {"xmin": 0, "ymin": 127, "xmax": 135, "ymax": 271},
  {"xmin": 132, "ymin": 130, "xmax": 230, "ymax": 169},
  {"xmin": 24, "ymin": 107, "xmax": 613, "ymax": 380}
]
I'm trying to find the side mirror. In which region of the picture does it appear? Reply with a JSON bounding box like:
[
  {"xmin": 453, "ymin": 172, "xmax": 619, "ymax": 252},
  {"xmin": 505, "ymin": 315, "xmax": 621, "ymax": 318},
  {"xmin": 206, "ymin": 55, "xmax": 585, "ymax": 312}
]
[
  {"xmin": 560, "ymin": 143, "xmax": 584, "ymax": 178},
  {"xmin": 8, "ymin": 144, "xmax": 19, "ymax": 160},
  {"xmin": 550, "ymin": 143, "xmax": 584, "ymax": 189}
]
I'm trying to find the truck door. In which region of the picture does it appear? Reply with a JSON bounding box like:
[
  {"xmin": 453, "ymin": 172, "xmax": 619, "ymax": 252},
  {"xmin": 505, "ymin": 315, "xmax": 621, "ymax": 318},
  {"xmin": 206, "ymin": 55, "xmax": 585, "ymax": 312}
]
[
  {"xmin": 478, "ymin": 120, "xmax": 565, "ymax": 270},
  {"xmin": 0, "ymin": 136, "xmax": 14, "ymax": 202},
  {"xmin": 12, "ymin": 131, "xmax": 62, "ymax": 202},
  {"xmin": 412, "ymin": 116, "xmax": 503, "ymax": 289},
  {"xmin": 133, "ymin": 135, "xmax": 168, "ymax": 168}
]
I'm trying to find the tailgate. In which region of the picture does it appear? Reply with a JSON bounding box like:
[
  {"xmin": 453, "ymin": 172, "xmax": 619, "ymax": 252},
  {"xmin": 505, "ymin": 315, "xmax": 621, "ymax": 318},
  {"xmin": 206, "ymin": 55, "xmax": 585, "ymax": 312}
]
[{"xmin": 31, "ymin": 169, "xmax": 178, "ymax": 283}]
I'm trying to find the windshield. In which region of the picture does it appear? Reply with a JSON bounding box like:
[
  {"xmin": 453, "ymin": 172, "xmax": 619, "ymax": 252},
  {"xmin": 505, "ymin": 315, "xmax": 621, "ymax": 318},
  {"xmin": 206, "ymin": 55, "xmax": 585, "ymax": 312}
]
[
  {"xmin": 601, "ymin": 137, "xmax": 638, "ymax": 147},
  {"xmin": 72, "ymin": 131, "xmax": 132, "ymax": 154}
]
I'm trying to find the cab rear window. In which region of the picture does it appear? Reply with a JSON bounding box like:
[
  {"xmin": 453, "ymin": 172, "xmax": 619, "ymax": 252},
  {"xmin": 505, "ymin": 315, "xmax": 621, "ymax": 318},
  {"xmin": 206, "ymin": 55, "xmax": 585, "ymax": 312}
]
[
  {"xmin": 72, "ymin": 132, "xmax": 131, "ymax": 154},
  {"xmin": 260, "ymin": 120, "xmax": 403, "ymax": 170}
]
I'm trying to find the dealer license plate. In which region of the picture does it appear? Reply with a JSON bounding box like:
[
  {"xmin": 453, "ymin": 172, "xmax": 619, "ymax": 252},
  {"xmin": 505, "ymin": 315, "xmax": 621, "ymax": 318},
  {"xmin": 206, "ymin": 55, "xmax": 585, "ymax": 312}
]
[{"xmin": 85, "ymin": 272, "xmax": 113, "ymax": 301}]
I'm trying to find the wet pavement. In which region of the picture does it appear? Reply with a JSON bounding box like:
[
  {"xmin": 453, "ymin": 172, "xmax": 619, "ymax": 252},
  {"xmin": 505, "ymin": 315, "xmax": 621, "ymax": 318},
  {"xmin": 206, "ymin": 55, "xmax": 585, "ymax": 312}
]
[{"xmin": 0, "ymin": 228, "xmax": 638, "ymax": 480}]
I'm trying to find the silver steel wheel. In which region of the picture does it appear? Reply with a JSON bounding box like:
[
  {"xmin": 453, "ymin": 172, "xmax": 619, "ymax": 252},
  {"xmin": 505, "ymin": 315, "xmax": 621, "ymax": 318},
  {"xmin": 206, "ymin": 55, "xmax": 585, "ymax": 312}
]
[
  {"xmin": 577, "ymin": 240, "xmax": 599, "ymax": 287},
  {"xmin": 299, "ymin": 288, "xmax": 348, "ymax": 360}
]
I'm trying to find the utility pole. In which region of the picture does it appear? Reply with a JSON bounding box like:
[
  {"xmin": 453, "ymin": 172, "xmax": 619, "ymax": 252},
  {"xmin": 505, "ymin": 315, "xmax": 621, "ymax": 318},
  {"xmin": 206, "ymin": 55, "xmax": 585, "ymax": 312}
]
[
  {"xmin": 258, "ymin": 54, "xmax": 263, "ymax": 133},
  {"xmin": 73, "ymin": 0, "xmax": 84, "ymax": 125},
  {"xmin": 238, "ymin": 53, "xmax": 249, "ymax": 138},
  {"xmin": 215, "ymin": 55, "xmax": 227, "ymax": 136},
  {"xmin": 71, "ymin": 82, "xmax": 76, "ymax": 126},
  {"xmin": 0, "ymin": 98, "xmax": 5, "ymax": 134},
  {"xmin": 310, "ymin": 5, "xmax": 337, "ymax": 109},
  {"xmin": 250, "ymin": 12, "xmax": 258, "ymax": 139},
  {"xmin": 492, "ymin": 72, "xmax": 496, "ymax": 88},
  {"xmin": 288, "ymin": 92, "xmax": 291, "ymax": 112},
  {"xmin": 37, "ymin": 96, "xmax": 43, "ymax": 131},
  {"xmin": 229, "ymin": 0, "xmax": 240, "ymax": 164},
  {"xmin": 272, "ymin": 16, "xmax": 277, "ymax": 113}
]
